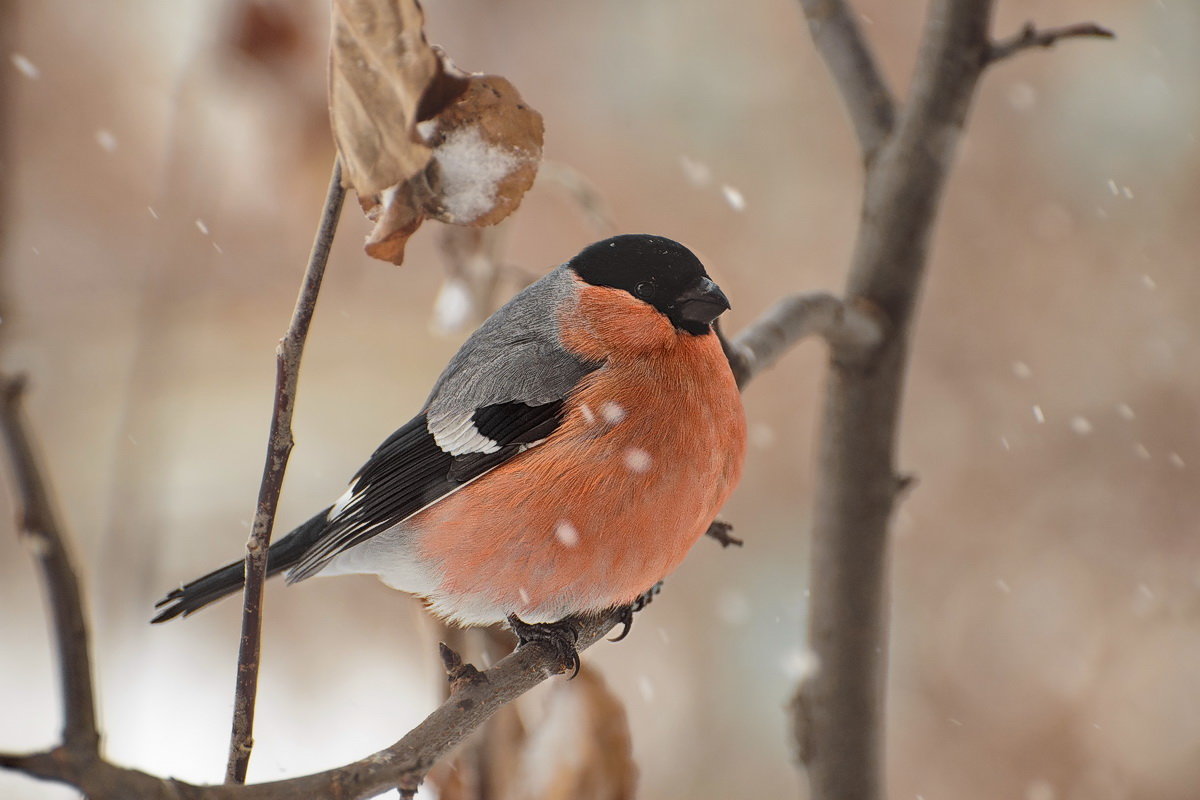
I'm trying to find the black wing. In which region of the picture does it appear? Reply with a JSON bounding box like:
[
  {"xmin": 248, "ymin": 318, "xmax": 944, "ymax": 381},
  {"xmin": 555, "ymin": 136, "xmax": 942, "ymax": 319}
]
[{"xmin": 285, "ymin": 399, "xmax": 566, "ymax": 582}]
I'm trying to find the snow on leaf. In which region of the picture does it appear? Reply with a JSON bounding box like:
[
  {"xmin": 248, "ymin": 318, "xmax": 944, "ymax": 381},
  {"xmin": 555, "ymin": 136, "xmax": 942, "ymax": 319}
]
[
  {"xmin": 330, "ymin": 1, "xmax": 543, "ymax": 267},
  {"xmin": 421, "ymin": 74, "xmax": 543, "ymax": 228}
]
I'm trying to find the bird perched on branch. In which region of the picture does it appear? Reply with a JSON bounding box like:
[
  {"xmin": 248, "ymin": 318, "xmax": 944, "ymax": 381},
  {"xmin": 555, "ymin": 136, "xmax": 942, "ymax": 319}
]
[{"xmin": 153, "ymin": 234, "xmax": 746, "ymax": 670}]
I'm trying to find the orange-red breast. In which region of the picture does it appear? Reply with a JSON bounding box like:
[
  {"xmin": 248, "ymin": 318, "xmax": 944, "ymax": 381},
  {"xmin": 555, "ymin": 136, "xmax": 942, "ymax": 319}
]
[{"xmin": 154, "ymin": 234, "xmax": 746, "ymax": 662}]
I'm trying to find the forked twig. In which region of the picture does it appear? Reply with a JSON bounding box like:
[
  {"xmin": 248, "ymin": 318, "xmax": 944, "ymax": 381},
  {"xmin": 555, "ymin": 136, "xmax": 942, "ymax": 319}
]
[{"xmin": 0, "ymin": 376, "xmax": 100, "ymax": 756}]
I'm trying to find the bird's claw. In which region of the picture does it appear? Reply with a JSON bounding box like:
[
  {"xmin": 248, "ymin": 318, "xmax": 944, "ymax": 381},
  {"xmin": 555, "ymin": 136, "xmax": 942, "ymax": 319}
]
[
  {"xmin": 609, "ymin": 581, "xmax": 663, "ymax": 642},
  {"xmin": 507, "ymin": 613, "xmax": 582, "ymax": 678}
]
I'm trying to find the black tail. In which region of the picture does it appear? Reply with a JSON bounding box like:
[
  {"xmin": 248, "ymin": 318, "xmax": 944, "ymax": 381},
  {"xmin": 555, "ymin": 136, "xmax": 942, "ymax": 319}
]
[{"xmin": 151, "ymin": 509, "xmax": 331, "ymax": 623}]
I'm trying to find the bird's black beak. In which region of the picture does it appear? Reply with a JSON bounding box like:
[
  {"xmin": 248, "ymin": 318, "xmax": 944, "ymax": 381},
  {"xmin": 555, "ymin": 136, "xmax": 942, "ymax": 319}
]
[{"xmin": 676, "ymin": 277, "xmax": 731, "ymax": 326}]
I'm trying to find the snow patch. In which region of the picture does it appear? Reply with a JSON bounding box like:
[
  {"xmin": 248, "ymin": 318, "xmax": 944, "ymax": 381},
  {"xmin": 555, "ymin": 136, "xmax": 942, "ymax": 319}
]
[{"xmin": 432, "ymin": 126, "xmax": 521, "ymax": 224}]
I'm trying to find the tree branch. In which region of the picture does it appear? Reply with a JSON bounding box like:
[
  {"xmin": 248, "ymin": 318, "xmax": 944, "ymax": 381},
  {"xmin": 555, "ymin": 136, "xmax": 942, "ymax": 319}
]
[
  {"xmin": 797, "ymin": 0, "xmax": 897, "ymax": 162},
  {"xmin": 722, "ymin": 292, "xmax": 884, "ymax": 389},
  {"xmin": 987, "ymin": 21, "xmax": 1114, "ymax": 64},
  {"xmin": 0, "ymin": 376, "xmax": 100, "ymax": 756},
  {"xmin": 794, "ymin": 2, "xmax": 996, "ymax": 796},
  {"xmin": 226, "ymin": 158, "xmax": 346, "ymax": 784},
  {"xmin": 792, "ymin": 3, "xmax": 1110, "ymax": 800},
  {"xmin": 0, "ymin": 610, "xmax": 626, "ymax": 800}
]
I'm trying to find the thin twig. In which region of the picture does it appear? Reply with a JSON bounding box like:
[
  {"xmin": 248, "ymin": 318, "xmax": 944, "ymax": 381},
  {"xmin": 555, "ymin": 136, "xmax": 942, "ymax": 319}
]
[
  {"xmin": 988, "ymin": 21, "xmax": 1114, "ymax": 64},
  {"xmin": 226, "ymin": 158, "xmax": 346, "ymax": 784},
  {"xmin": 0, "ymin": 376, "xmax": 100, "ymax": 756},
  {"xmin": 797, "ymin": 0, "xmax": 896, "ymax": 162}
]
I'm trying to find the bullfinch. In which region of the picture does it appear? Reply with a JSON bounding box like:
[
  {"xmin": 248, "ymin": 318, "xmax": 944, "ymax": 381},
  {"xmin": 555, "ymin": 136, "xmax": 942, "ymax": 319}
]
[{"xmin": 153, "ymin": 234, "xmax": 746, "ymax": 668}]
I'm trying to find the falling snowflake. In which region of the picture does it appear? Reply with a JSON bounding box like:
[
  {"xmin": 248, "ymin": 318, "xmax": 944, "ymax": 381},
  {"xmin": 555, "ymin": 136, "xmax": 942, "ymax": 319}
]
[
  {"xmin": 600, "ymin": 401, "xmax": 625, "ymax": 424},
  {"xmin": 679, "ymin": 155, "xmax": 712, "ymax": 187},
  {"xmin": 622, "ymin": 448, "xmax": 651, "ymax": 473},
  {"xmin": 554, "ymin": 520, "xmax": 579, "ymax": 548},
  {"xmin": 720, "ymin": 184, "xmax": 746, "ymax": 211},
  {"xmin": 10, "ymin": 53, "xmax": 39, "ymax": 79}
]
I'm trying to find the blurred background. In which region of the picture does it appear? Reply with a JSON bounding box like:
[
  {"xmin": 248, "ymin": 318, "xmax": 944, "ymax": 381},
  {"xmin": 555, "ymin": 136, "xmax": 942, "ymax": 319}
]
[{"xmin": 1, "ymin": 1, "xmax": 1198, "ymax": 798}]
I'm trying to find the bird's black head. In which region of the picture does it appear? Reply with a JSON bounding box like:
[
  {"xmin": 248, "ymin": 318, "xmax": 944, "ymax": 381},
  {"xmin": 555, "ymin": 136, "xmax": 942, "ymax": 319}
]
[{"xmin": 568, "ymin": 234, "xmax": 730, "ymax": 335}]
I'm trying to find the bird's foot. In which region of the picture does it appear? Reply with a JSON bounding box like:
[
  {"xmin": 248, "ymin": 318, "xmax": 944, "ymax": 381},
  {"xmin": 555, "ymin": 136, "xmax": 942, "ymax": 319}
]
[
  {"xmin": 609, "ymin": 581, "xmax": 663, "ymax": 642},
  {"xmin": 507, "ymin": 613, "xmax": 582, "ymax": 678},
  {"xmin": 705, "ymin": 519, "xmax": 743, "ymax": 548}
]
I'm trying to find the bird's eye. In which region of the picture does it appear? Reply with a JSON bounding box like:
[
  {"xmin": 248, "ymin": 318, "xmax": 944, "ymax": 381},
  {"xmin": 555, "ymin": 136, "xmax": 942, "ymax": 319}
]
[{"xmin": 634, "ymin": 281, "xmax": 654, "ymax": 299}]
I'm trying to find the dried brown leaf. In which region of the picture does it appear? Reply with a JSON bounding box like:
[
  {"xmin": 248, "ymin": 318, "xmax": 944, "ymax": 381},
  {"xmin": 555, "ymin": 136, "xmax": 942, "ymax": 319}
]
[
  {"xmin": 330, "ymin": 1, "xmax": 542, "ymax": 265},
  {"xmin": 512, "ymin": 668, "xmax": 637, "ymax": 800},
  {"xmin": 362, "ymin": 180, "xmax": 426, "ymax": 265},
  {"xmin": 421, "ymin": 74, "xmax": 544, "ymax": 227},
  {"xmin": 329, "ymin": 0, "xmax": 440, "ymax": 197}
]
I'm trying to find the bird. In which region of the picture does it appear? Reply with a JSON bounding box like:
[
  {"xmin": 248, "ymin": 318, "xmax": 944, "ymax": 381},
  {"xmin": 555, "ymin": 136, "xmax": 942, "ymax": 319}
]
[{"xmin": 153, "ymin": 234, "xmax": 746, "ymax": 670}]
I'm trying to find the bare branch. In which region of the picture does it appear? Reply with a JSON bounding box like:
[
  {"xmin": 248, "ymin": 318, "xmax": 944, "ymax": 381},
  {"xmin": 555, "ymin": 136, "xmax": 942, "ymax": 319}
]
[
  {"xmin": 0, "ymin": 376, "xmax": 100, "ymax": 756},
  {"xmin": 988, "ymin": 21, "xmax": 1114, "ymax": 64},
  {"xmin": 795, "ymin": 2, "xmax": 996, "ymax": 799},
  {"xmin": 797, "ymin": 0, "xmax": 896, "ymax": 162},
  {"xmin": 794, "ymin": 2, "xmax": 1111, "ymax": 800},
  {"xmin": 227, "ymin": 159, "xmax": 346, "ymax": 784},
  {"xmin": 725, "ymin": 292, "xmax": 884, "ymax": 389}
]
